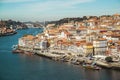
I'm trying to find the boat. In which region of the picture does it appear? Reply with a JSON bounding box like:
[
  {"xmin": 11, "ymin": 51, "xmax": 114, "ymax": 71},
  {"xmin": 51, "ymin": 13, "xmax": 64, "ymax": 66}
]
[
  {"xmin": 12, "ymin": 49, "xmax": 24, "ymax": 54},
  {"xmin": 12, "ymin": 44, "xmax": 22, "ymax": 53},
  {"xmin": 83, "ymin": 64, "xmax": 101, "ymax": 70},
  {"xmin": 12, "ymin": 45, "xmax": 18, "ymax": 50}
]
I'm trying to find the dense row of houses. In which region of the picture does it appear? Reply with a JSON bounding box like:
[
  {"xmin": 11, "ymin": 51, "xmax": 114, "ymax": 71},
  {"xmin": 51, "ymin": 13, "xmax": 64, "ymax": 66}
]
[
  {"xmin": 0, "ymin": 20, "xmax": 28, "ymax": 35},
  {"xmin": 18, "ymin": 14, "xmax": 120, "ymax": 60}
]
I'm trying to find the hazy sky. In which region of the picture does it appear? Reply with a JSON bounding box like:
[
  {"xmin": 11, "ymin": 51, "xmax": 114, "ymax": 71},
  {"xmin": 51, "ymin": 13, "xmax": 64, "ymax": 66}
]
[{"xmin": 0, "ymin": 0, "xmax": 120, "ymax": 21}]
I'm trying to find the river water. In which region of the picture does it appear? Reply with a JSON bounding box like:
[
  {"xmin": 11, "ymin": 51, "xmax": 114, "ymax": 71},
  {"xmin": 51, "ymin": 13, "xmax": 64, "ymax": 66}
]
[{"xmin": 0, "ymin": 28, "xmax": 120, "ymax": 80}]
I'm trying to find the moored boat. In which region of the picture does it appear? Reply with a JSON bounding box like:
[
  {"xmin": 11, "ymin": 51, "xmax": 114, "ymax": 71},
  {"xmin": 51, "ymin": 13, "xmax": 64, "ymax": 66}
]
[
  {"xmin": 12, "ymin": 49, "xmax": 24, "ymax": 53},
  {"xmin": 83, "ymin": 64, "xmax": 101, "ymax": 70}
]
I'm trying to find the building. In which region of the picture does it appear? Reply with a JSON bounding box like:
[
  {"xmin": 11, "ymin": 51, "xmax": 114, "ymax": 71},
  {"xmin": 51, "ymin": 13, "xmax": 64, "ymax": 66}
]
[
  {"xmin": 18, "ymin": 35, "xmax": 36, "ymax": 50},
  {"xmin": 83, "ymin": 42, "xmax": 93, "ymax": 57},
  {"xmin": 93, "ymin": 38, "xmax": 107, "ymax": 55}
]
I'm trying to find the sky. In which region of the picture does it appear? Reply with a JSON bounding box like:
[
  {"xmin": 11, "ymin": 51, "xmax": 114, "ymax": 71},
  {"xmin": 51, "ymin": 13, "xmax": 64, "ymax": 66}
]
[{"xmin": 0, "ymin": 0, "xmax": 120, "ymax": 22}]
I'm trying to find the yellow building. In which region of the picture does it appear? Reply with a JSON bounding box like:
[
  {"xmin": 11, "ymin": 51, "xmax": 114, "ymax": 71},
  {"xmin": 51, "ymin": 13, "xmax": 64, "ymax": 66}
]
[{"xmin": 83, "ymin": 42, "xmax": 93, "ymax": 57}]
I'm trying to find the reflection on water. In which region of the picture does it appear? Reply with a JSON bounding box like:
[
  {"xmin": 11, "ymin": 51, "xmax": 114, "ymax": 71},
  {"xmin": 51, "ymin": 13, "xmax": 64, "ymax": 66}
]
[{"xmin": 0, "ymin": 28, "xmax": 120, "ymax": 80}]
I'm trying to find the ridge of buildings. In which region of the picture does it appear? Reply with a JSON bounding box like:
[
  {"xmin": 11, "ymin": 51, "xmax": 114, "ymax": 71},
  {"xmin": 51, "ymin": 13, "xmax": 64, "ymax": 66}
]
[{"xmin": 18, "ymin": 13, "xmax": 120, "ymax": 61}]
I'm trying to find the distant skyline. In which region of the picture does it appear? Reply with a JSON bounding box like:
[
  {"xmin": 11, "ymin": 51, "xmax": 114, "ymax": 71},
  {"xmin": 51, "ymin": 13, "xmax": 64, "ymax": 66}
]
[{"xmin": 0, "ymin": 0, "xmax": 120, "ymax": 22}]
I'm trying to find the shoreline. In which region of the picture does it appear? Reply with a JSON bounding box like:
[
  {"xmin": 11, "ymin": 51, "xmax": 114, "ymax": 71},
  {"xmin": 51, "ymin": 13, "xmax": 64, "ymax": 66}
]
[
  {"xmin": 12, "ymin": 47, "xmax": 120, "ymax": 70},
  {"xmin": 0, "ymin": 31, "xmax": 17, "ymax": 37}
]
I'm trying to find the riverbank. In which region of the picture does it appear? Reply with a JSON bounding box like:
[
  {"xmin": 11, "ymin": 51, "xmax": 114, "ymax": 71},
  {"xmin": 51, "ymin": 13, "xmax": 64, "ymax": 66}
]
[
  {"xmin": 96, "ymin": 60, "xmax": 120, "ymax": 69},
  {"xmin": 1, "ymin": 27, "xmax": 120, "ymax": 80},
  {"xmin": 0, "ymin": 31, "xmax": 17, "ymax": 37},
  {"xmin": 13, "ymin": 47, "xmax": 120, "ymax": 70}
]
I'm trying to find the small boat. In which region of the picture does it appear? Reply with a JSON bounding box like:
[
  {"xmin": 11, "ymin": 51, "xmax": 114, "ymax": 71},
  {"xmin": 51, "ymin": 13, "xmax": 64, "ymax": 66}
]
[
  {"xmin": 12, "ymin": 49, "xmax": 23, "ymax": 53},
  {"xmin": 12, "ymin": 45, "xmax": 23, "ymax": 54},
  {"xmin": 12, "ymin": 45, "xmax": 18, "ymax": 50},
  {"xmin": 83, "ymin": 64, "xmax": 101, "ymax": 70}
]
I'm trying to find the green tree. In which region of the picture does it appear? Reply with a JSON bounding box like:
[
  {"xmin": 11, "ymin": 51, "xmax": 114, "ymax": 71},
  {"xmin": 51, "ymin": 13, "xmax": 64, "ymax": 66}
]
[{"xmin": 105, "ymin": 56, "xmax": 113, "ymax": 62}]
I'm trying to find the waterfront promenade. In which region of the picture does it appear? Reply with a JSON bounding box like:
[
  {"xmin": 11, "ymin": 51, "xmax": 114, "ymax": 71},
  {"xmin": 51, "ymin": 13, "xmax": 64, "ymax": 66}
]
[
  {"xmin": 1, "ymin": 28, "xmax": 120, "ymax": 80},
  {"xmin": 16, "ymin": 46, "xmax": 120, "ymax": 70},
  {"xmin": 12, "ymin": 14, "xmax": 120, "ymax": 70}
]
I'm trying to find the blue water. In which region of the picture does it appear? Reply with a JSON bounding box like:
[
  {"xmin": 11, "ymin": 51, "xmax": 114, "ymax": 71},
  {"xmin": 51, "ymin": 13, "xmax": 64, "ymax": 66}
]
[{"xmin": 0, "ymin": 28, "xmax": 120, "ymax": 80}]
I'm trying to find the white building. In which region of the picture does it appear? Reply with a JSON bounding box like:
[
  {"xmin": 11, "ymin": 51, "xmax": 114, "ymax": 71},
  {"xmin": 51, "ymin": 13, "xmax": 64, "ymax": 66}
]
[{"xmin": 93, "ymin": 38, "xmax": 107, "ymax": 55}]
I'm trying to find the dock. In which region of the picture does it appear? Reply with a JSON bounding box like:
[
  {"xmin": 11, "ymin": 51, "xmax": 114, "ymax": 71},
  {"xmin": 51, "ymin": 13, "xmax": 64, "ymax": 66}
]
[{"xmin": 96, "ymin": 60, "xmax": 120, "ymax": 69}]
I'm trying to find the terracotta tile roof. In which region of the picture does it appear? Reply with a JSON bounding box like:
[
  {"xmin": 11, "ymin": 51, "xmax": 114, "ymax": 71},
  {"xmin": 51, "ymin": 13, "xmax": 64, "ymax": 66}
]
[
  {"xmin": 110, "ymin": 46, "xmax": 116, "ymax": 49},
  {"xmin": 22, "ymin": 35, "xmax": 35, "ymax": 40},
  {"xmin": 116, "ymin": 41, "xmax": 120, "ymax": 45},
  {"xmin": 46, "ymin": 29, "xmax": 59, "ymax": 35},
  {"xmin": 108, "ymin": 40, "xmax": 113, "ymax": 43},
  {"xmin": 95, "ymin": 38, "xmax": 107, "ymax": 41},
  {"xmin": 57, "ymin": 38, "xmax": 73, "ymax": 46},
  {"xmin": 112, "ymin": 34, "xmax": 120, "ymax": 37},
  {"xmin": 64, "ymin": 31, "xmax": 72, "ymax": 36},
  {"xmin": 91, "ymin": 28, "xmax": 99, "ymax": 30},
  {"xmin": 85, "ymin": 42, "xmax": 93, "ymax": 46},
  {"xmin": 98, "ymin": 38, "xmax": 107, "ymax": 41},
  {"xmin": 77, "ymin": 26, "xmax": 86, "ymax": 30}
]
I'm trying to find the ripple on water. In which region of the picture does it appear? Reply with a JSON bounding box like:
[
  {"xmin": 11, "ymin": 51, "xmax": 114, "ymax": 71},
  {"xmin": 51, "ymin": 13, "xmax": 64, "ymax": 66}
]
[{"xmin": 0, "ymin": 28, "xmax": 120, "ymax": 80}]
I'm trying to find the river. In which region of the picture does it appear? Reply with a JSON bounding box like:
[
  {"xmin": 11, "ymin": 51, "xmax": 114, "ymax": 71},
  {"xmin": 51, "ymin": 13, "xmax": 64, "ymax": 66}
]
[{"xmin": 0, "ymin": 28, "xmax": 120, "ymax": 80}]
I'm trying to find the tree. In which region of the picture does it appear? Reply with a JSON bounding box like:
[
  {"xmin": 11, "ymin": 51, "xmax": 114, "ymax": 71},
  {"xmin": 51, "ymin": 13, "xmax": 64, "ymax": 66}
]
[{"xmin": 105, "ymin": 56, "xmax": 113, "ymax": 62}]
